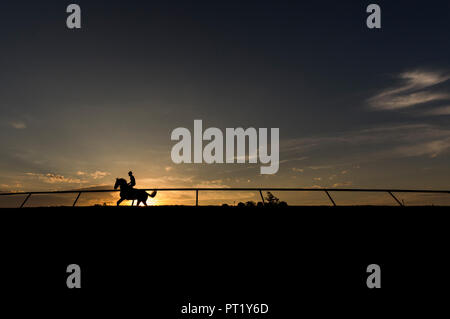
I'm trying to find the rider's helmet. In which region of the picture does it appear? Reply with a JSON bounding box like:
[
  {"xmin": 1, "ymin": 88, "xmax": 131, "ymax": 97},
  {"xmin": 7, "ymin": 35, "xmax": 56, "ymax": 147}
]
[{"xmin": 128, "ymin": 171, "xmax": 133, "ymax": 175}]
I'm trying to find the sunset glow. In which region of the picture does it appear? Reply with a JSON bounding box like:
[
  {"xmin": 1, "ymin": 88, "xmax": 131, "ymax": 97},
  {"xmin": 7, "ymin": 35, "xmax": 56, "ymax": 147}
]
[{"xmin": 0, "ymin": 1, "xmax": 448, "ymax": 207}]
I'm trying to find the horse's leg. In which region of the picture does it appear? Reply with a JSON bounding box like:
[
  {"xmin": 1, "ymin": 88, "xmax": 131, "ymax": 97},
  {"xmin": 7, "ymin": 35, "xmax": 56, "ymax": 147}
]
[{"xmin": 117, "ymin": 198, "xmax": 124, "ymax": 206}]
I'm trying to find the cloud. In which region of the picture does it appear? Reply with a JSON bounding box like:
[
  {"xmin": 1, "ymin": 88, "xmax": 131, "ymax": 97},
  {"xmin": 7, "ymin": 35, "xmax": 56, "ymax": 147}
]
[
  {"xmin": 281, "ymin": 123, "xmax": 450, "ymax": 165},
  {"xmin": 137, "ymin": 175, "xmax": 194, "ymax": 188},
  {"xmin": 25, "ymin": 172, "xmax": 84, "ymax": 184},
  {"xmin": 90, "ymin": 171, "xmax": 110, "ymax": 179},
  {"xmin": 76, "ymin": 170, "xmax": 110, "ymax": 179},
  {"xmin": 392, "ymin": 138, "xmax": 450, "ymax": 158},
  {"xmin": 308, "ymin": 165, "xmax": 333, "ymax": 170},
  {"xmin": 368, "ymin": 70, "xmax": 450, "ymax": 110},
  {"xmin": 379, "ymin": 92, "xmax": 449, "ymax": 109},
  {"xmin": 423, "ymin": 105, "xmax": 450, "ymax": 116},
  {"xmin": 332, "ymin": 181, "xmax": 353, "ymax": 187},
  {"xmin": 10, "ymin": 121, "xmax": 26, "ymax": 129},
  {"xmin": 194, "ymin": 179, "xmax": 229, "ymax": 188},
  {"xmin": 279, "ymin": 156, "xmax": 308, "ymax": 164}
]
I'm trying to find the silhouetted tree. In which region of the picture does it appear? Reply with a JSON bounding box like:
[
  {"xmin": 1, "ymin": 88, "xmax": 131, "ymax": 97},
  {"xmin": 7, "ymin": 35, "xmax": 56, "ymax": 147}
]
[
  {"xmin": 265, "ymin": 192, "xmax": 279, "ymax": 206},
  {"xmin": 264, "ymin": 192, "xmax": 288, "ymax": 207}
]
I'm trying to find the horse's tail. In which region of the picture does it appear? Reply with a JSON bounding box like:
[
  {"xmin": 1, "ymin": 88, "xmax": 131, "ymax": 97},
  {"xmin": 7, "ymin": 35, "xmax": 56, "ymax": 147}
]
[{"xmin": 147, "ymin": 190, "xmax": 157, "ymax": 198}]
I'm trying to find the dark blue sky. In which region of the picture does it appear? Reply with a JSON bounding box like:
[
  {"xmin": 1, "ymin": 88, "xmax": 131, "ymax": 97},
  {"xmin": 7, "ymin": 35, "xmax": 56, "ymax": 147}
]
[{"xmin": 0, "ymin": 0, "xmax": 449, "ymax": 204}]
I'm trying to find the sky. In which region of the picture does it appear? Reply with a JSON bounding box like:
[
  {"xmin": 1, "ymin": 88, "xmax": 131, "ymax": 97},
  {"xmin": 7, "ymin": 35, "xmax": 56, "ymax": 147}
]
[{"xmin": 0, "ymin": 0, "xmax": 449, "ymax": 206}]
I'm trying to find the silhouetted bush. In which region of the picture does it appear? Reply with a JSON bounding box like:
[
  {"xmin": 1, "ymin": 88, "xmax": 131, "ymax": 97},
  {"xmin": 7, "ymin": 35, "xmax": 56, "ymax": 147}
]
[
  {"xmin": 245, "ymin": 201, "xmax": 256, "ymax": 207},
  {"xmin": 236, "ymin": 196, "xmax": 288, "ymax": 208},
  {"xmin": 279, "ymin": 201, "xmax": 288, "ymax": 207}
]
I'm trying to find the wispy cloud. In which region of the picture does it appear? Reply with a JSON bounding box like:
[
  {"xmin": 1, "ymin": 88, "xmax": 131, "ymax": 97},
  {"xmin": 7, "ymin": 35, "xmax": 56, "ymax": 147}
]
[
  {"xmin": 308, "ymin": 165, "xmax": 334, "ymax": 170},
  {"xmin": 332, "ymin": 181, "xmax": 353, "ymax": 187},
  {"xmin": 281, "ymin": 123, "xmax": 450, "ymax": 165},
  {"xmin": 77, "ymin": 170, "xmax": 110, "ymax": 179},
  {"xmin": 392, "ymin": 139, "xmax": 450, "ymax": 158},
  {"xmin": 194, "ymin": 179, "xmax": 229, "ymax": 188},
  {"xmin": 90, "ymin": 171, "xmax": 110, "ymax": 179},
  {"xmin": 368, "ymin": 70, "xmax": 450, "ymax": 111},
  {"xmin": 423, "ymin": 105, "xmax": 450, "ymax": 116},
  {"xmin": 10, "ymin": 121, "xmax": 27, "ymax": 129},
  {"xmin": 25, "ymin": 172, "xmax": 85, "ymax": 184}
]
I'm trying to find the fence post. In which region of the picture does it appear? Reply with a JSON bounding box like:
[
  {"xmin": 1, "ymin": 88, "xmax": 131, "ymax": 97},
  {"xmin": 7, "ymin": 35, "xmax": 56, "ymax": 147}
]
[
  {"xmin": 20, "ymin": 193, "xmax": 31, "ymax": 208},
  {"xmin": 388, "ymin": 191, "xmax": 404, "ymax": 206},
  {"xmin": 325, "ymin": 190, "xmax": 337, "ymax": 206},
  {"xmin": 196, "ymin": 190, "xmax": 198, "ymax": 206},
  {"xmin": 259, "ymin": 190, "xmax": 265, "ymax": 205},
  {"xmin": 73, "ymin": 192, "xmax": 82, "ymax": 207}
]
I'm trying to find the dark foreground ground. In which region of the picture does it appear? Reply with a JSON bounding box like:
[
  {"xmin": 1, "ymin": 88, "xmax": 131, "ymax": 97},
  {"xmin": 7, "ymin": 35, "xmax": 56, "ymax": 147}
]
[{"xmin": 1, "ymin": 205, "xmax": 449, "ymax": 316}]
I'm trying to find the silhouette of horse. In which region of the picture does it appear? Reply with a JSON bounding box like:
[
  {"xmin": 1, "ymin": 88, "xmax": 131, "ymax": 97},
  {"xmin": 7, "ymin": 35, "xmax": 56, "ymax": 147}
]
[{"xmin": 114, "ymin": 178, "xmax": 157, "ymax": 206}]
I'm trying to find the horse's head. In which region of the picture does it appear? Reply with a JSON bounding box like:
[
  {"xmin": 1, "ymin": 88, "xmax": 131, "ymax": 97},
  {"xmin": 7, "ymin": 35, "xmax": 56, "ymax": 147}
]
[{"xmin": 114, "ymin": 178, "xmax": 125, "ymax": 190}]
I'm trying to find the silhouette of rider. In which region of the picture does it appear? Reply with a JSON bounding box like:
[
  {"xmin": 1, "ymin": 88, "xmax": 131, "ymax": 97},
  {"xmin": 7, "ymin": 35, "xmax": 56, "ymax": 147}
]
[{"xmin": 128, "ymin": 171, "xmax": 136, "ymax": 189}]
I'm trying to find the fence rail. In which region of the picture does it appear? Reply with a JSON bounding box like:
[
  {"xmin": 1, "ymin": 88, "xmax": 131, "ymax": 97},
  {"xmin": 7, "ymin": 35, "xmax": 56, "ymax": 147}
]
[{"xmin": 1, "ymin": 188, "xmax": 449, "ymax": 208}]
